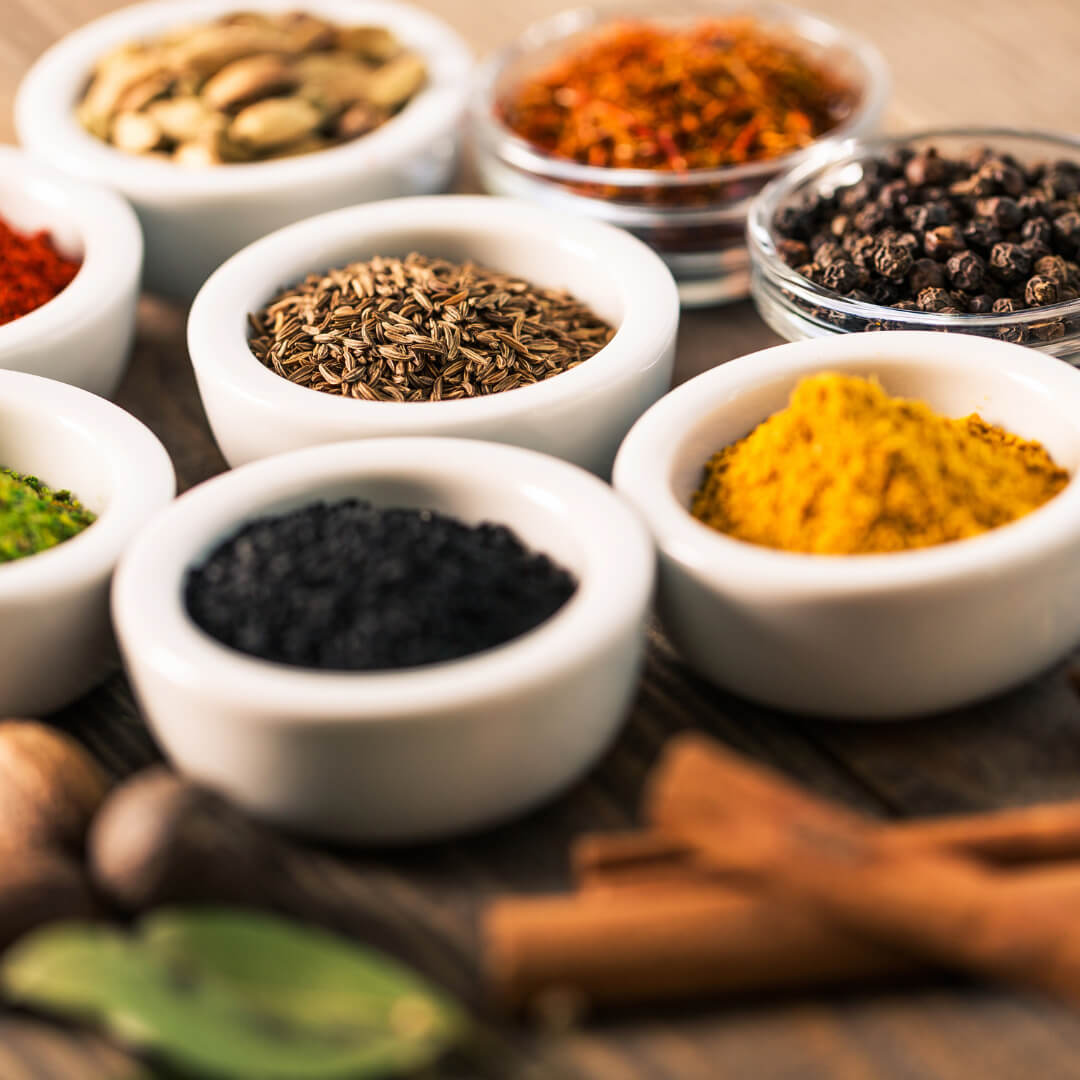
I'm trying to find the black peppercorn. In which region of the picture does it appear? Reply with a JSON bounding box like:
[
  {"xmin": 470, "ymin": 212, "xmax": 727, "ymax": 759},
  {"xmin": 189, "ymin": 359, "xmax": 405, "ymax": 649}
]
[
  {"xmin": 777, "ymin": 239, "xmax": 810, "ymax": 267},
  {"xmin": 1025, "ymin": 275, "xmax": 1061, "ymax": 307},
  {"xmin": 873, "ymin": 241, "xmax": 913, "ymax": 281},
  {"xmin": 905, "ymin": 203, "xmax": 951, "ymax": 233},
  {"xmin": 962, "ymin": 219, "xmax": 1002, "ymax": 251},
  {"xmin": 945, "ymin": 250, "xmax": 986, "ymax": 291},
  {"xmin": 977, "ymin": 159, "xmax": 1026, "ymax": 198},
  {"xmin": 992, "ymin": 297, "xmax": 1021, "ymax": 314},
  {"xmin": 908, "ymin": 257, "xmax": 946, "ymax": 293},
  {"xmin": 878, "ymin": 179, "xmax": 911, "ymax": 212},
  {"xmin": 821, "ymin": 260, "xmax": 861, "ymax": 292},
  {"xmin": 917, "ymin": 287, "xmax": 952, "ymax": 312},
  {"xmin": 813, "ymin": 241, "xmax": 847, "ymax": 267},
  {"xmin": 989, "ymin": 242, "xmax": 1032, "ymax": 282},
  {"xmin": 975, "ymin": 196, "xmax": 1024, "ymax": 230},
  {"xmin": 1022, "ymin": 217, "xmax": 1054, "ymax": 248},
  {"xmin": 849, "ymin": 235, "xmax": 878, "ymax": 269},
  {"xmin": 1053, "ymin": 211, "xmax": 1080, "ymax": 254},
  {"xmin": 1021, "ymin": 238, "xmax": 1052, "ymax": 263},
  {"xmin": 772, "ymin": 145, "xmax": 1080, "ymax": 317},
  {"xmin": 905, "ymin": 151, "xmax": 948, "ymax": 188},
  {"xmin": 924, "ymin": 225, "xmax": 964, "ymax": 261}
]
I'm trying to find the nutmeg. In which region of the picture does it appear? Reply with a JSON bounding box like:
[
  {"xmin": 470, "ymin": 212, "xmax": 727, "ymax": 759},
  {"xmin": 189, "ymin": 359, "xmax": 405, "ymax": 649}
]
[
  {"xmin": 89, "ymin": 767, "xmax": 295, "ymax": 913},
  {"xmin": 0, "ymin": 849, "xmax": 98, "ymax": 951},
  {"xmin": 0, "ymin": 721, "xmax": 108, "ymax": 856}
]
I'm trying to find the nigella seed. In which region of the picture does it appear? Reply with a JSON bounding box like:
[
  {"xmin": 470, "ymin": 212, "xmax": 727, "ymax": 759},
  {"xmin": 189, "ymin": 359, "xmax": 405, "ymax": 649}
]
[{"xmin": 184, "ymin": 499, "xmax": 578, "ymax": 672}]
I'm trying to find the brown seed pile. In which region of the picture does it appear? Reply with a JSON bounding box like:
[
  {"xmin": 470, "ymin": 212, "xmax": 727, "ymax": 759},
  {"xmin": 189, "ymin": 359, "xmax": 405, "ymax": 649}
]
[
  {"xmin": 77, "ymin": 12, "xmax": 426, "ymax": 166},
  {"xmin": 248, "ymin": 254, "xmax": 615, "ymax": 401}
]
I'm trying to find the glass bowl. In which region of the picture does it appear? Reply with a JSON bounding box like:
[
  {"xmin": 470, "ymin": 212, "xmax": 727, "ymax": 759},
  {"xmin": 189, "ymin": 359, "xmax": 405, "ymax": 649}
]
[
  {"xmin": 748, "ymin": 129, "xmax": 1080, "ymax": 362},
  {"xmin": 470, "ymin": 2, "xmax": 889, "ymax": 307}
]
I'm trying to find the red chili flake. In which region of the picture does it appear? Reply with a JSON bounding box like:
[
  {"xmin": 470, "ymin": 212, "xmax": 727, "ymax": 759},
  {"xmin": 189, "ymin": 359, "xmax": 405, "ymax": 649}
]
[
  {"xmin": 500, "ymin": 18, "xmax": 857, "ymax": 174},
  {"xmin": 0, "ymin": 217, "xmax": 82, "ymax": 327}
]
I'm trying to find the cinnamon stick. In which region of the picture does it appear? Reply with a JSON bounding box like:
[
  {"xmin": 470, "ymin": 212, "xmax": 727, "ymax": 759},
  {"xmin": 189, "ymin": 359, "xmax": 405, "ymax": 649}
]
[
  {"xmin": 576, "ymin": 796, "xmax": 1080, "ymax": 888},
  {"xmin": 486, "ymin": 863, "xmax": 1080, "ymax": 1010},
  {"xmin": 486, "ymin": 884, "xmax": 919, "ymax": 1010},
  {"xmin": 649, "ymin": 736, "xmax": 1080, "ymax": 1003}
]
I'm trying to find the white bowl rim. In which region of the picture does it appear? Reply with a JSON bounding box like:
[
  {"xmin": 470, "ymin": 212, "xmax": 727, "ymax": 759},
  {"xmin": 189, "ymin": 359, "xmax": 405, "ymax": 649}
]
[
  {"xmin": 112, "ymin": 436, "xmax": 656, "ymax": 720},
  {"xmin": 613, "ymin": 330, "xmax": 1080, "ymax": 593},
  {"xmin": 187, "ymin": 193, "xmax": 680, "ymax": 421},
  {"xmin": 0, "ymin": 370, "xmax": 175, "ymax": 597},
  {"xmin": 0, "ymin": 146, "xmax": 142, "ymax": 355},
  {"xmin": 14, "ymin": 0, "xmax": 472, "ymax": 200}
]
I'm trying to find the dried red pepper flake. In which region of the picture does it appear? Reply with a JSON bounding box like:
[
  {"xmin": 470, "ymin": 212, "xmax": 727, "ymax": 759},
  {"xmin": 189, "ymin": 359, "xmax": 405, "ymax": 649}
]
[
  {"xmin": 499, "ymin": 18, "xmax": 857, "ymax": 174},
  {"xmin": 0, "ymin": 218, "xmax": 81, "ymax": 327}
]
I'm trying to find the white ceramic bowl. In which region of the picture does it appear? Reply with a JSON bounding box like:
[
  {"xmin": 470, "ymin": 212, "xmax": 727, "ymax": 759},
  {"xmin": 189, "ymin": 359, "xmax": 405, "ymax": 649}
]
[
  {"xmin": 0, "ymin": 147, "xmax": 142, "ymax": 398},
  {"xmin": 0, "ymin": 370, "xmax": 175, "ymax": 715},
  {"xmin": 613, "ymin": 331, "xmax": 1080, "ymax": 719},
  {"xmin": 15, "ymin": 0, "xmax": 472, "ymax": 298},
  {"xmin": 187, "ymin": 195, "xmax": 679, "ymax": 477},
  {"xmin": 112, "ymin": 437, "xmax": 655, "ymax": 842}
]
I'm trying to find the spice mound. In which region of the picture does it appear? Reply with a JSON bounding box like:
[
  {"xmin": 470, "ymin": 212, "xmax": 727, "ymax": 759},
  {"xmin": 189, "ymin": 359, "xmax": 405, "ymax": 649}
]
[
  {"xmin": 691, "ymin": 374, "xmax": 1068, "ymax": 555},
  {"xmin": 249, "ymin": 254, "xmax": 615, "ymax": 401},
  {"xmin": 77, "ymin": 12, "xmax": 426, "ymax": 165},
  {"xmin": 0, "ymin": 469, "xmax": 96, "ymax": 563},
  {"xmin": 774, "ymin": 147, "xmax": 1080, "ymax": 318},
  {"xmin": 184, "ymin": 499, "xmax": 578, "ymax": 670},
  {"xmin": 0, "ymin": 218, "xmax": 80, "ymax": 327},
  {"xmin": 500, "ymin": 18, "xmax": 856, "ymax": 173}
]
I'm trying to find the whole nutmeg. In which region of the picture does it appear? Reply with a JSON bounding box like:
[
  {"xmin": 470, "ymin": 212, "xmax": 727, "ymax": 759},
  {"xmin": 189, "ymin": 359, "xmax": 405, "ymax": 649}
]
[
  {"xmin": 0, "ymin": 721, "xmax": 108, "ymax": 855},
  {"xmin": 89, "ymin": 767, "xmax": 295, "ymax": 913},
  {"xmin": 0, "ymin": 849, "xmax": 97, "ymax": 951}
]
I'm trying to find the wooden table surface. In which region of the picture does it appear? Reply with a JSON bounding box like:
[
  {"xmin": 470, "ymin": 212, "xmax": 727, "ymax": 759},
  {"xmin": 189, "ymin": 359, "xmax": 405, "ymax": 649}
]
[{"xmin": 5, "ymin": 1, "xmax": 1080, "ymax": 1078}]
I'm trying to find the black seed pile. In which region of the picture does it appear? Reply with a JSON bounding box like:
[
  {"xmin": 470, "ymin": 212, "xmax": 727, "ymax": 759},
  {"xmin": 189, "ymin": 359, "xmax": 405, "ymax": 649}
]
[
  {"xmin": 773, "ymin": 146, "xmax": 1080, "ymax": 317},
  {"xmin": 184, "ymin": 499, "xmax": 578, "ymax": 672}
]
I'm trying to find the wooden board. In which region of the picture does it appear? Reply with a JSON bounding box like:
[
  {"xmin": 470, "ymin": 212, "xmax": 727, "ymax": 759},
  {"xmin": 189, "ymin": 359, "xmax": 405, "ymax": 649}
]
[{"xmin": 5, "ymin": 2, "xmax": 1080, "ymax": 1077}]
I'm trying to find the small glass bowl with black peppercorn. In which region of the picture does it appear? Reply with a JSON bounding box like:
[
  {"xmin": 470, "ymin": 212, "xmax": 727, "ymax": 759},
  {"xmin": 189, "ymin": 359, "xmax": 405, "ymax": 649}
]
[
  {"xmin": 471, "ymin": 1, "xmax": 889, "ymax": 307},
  {"xmin": 748, "ymin": 129, "xmax": 1080, "ymax": 361},
  {"xmin": 111, "ymin": 436, "xmax": 654, "ymax": 843}
]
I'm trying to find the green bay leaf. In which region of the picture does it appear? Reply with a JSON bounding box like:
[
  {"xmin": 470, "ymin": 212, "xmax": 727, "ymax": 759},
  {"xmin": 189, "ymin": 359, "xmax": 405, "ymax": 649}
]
[{"xmin": 1, "ymin": 910, "xmax": 466, "ymax": 1080}]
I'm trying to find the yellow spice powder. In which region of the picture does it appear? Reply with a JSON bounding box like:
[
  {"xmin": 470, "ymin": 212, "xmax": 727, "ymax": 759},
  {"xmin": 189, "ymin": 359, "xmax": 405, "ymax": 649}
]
[{"xmin": 690, "ymin": 373, "xmax": 1069, "ymax": 555}]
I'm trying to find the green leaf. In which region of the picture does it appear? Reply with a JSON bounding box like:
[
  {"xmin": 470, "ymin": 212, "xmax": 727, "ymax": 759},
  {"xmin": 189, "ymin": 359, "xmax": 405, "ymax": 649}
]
[{"xmin": 1, "ymin": 910, "xmax": 467, "ymax": 1080}]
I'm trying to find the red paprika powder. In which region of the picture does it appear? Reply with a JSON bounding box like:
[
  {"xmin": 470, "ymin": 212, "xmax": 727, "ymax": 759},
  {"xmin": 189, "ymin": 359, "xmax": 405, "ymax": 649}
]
[{"xmin": 0, "ymin": 217, "xmax": 81, "ymax": 327}]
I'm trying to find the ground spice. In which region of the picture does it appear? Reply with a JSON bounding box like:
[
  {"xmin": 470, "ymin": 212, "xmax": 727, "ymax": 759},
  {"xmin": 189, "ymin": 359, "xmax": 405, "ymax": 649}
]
[
  {"xmin": 249, "ymin": 253, "xmax": 614, "ymax": 401},
  {"xmin": 500, "ymin": 18, "xmax": 856, "ymax": 173},
  {"xmin": 0, "ymin": 469, "xmax": 96, "ymax": 563},
  {"xmin": 0, "ymin": 220, "xmax": 80, "ymax": 327},
  {"xmin": 184, "ymin": 499, "xmax": 577, "ymax": 670},
  {"xmin": 691, "ymin": 373, "xmax": 1069, "ymax": 555}
]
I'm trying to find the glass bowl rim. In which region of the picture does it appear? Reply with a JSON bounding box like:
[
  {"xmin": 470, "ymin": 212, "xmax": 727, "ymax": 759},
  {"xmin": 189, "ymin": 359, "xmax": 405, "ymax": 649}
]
[
  {"xmin": 469, "ymin": 0, "xmax": 890, "ymax": 190},
  {"xmin": 747, "ymin": 126, "xmax": 1080, "ymax": 329}
]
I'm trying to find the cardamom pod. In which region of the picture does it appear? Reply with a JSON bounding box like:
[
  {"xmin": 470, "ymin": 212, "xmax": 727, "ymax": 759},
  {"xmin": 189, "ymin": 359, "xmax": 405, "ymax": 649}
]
[
  {"xmin": 364, "ymin": 53, "xmax": 426, "ymax": 109},
  {"xmin": 147, "ymin": 97, "xmax": 222, "ymax": 143},
  {"xmin": 201, "ymin": 54, "xmax": 296, "ymax": 111},
  {"xmin": 336, "ymin": 25, "xmax": 401, "ymax": 61},
  {"xmin": 229, "ymin": 96, "xmax": 324, "ymax": 150},
  {"xmin": 110, "ymin": 111, "xmax": 163, "ymax": 154}
]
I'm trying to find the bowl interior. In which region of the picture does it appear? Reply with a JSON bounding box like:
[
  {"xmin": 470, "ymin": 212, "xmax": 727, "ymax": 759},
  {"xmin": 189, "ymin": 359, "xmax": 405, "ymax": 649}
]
[
  {"xmin": 185, "ymin": 468, "xmax": 588, "ymax": 586},
  {"xmin": 0, "ymin": 166, "xmax": 83, "ymax": 262},
  {"xmin": 245, "ymin": 219, "xmax": 626, "ymax": 336},
  {"xmin": 669, "ymin": 353, "xmax": 1080, "ymax": 510},
  {"xmin": 0, "ymin": 399, "xmax": 113, "ymax": 516}
]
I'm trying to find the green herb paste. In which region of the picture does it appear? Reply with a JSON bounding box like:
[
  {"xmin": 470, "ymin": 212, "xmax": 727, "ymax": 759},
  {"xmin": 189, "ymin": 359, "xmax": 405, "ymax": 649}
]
[{"xmin": 0, "ymin": 468, "xmax": 96, "ymax": 563}]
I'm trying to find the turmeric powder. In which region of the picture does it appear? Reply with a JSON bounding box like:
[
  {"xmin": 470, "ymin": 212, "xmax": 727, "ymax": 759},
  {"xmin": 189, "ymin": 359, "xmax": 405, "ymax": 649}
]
[{"xmin": 691, "ymin": 373, "xmax": 1069, "ymax": 555}]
